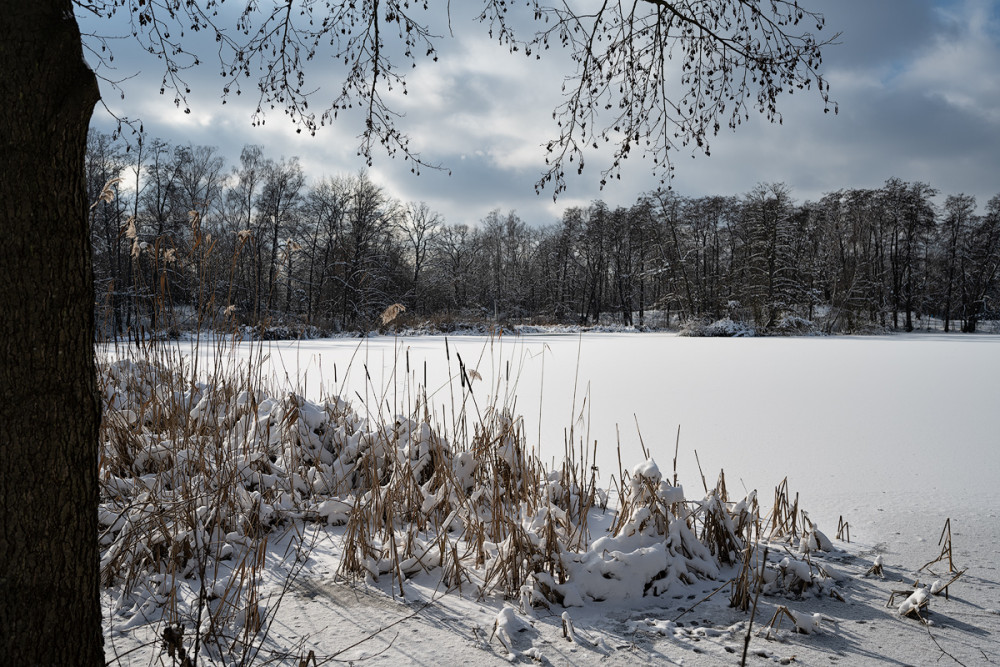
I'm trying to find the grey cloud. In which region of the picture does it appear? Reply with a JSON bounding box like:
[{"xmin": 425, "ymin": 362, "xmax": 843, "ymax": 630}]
[
  {"xmin": 82, "ymin": 0, "xmax": 1000, "ymax": 227},
  {"xmin": 816, "ymin": 0, "xmax": 940, "ymax": 67}
]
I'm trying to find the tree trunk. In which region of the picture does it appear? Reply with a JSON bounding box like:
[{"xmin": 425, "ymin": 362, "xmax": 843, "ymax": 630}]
[{"xmin": 0, "ymin": 2, "xmax": 103, "ymax": 664}]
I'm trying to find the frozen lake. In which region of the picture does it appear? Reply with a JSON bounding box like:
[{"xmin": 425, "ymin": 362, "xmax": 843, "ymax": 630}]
[{"xmin": 171, "ymin": 331, "xmax": 1000, "ymax": 546}]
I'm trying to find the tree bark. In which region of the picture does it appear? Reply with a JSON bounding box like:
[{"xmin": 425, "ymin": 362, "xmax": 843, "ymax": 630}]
[{"xmin": 0, "ymin": 1, "xmax": 103, "ymax": 664}]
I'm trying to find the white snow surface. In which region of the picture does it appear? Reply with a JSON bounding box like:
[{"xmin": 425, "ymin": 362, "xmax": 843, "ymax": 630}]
[{"xmin": 102, "ymin": 332, "xmax": 1000, "ymax": 665}]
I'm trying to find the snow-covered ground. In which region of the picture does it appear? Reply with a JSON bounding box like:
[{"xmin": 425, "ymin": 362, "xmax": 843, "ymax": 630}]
[{"xmin": 102, "ymin": 332, "xmax": 1000, "ymax": 665}]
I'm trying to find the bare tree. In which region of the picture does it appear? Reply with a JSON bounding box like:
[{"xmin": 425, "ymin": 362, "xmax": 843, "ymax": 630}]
[
  {"xmin": 431, "ymin": 222, "xmax": 480, "ymax": 313},
  {"xmin": 399, "ymin": 201, "xmax": 443, "ymax": 312},
  {"xmin": 882, "ymin": 179, "xmax": 937, "ymax": 331},
  {"xmin": 938, "ymin": 194, "xmax": 976, "ymax": 332},
  {"xmin": 481, "ymin": 209, "xmax": 536, "ymax": 320},
  {"xmin": 256, "ymin": 157, "xmax": 305, "ymax": 316},
  {"xmin": 479, "ymin": 0, "xmax": 837, "ymax": 192},
  {"xmin": 223, "ymin": 144, "xmax": 269, "ymax": 317},
  {"xmin": 86, "ymin": 131, "xmax": 133, "ymax": 335},
  {"xmin": 340, "ymin": 171, "xmax": 402, "ymax": 328},
  {"xmin": 300, "ymin": 176, "xmax": 350, "ymax": 325},
  {"xmin": 960, "ymin": 195, "xmax": 1000, "ymax": 332},
  {"xmin": 735, "ymin": 182, "xmax": 796, "ymax": 328}
]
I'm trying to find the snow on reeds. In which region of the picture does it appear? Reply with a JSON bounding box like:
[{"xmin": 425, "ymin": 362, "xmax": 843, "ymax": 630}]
[{"xmin": 95, "ymin": 333, "xmax": 856, "ymax": 664}]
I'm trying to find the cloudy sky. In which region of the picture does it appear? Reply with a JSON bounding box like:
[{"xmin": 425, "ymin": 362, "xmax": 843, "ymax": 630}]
[{"xmin": 82, "ymin": 0, "xmax": 1000, "ymax": 227}]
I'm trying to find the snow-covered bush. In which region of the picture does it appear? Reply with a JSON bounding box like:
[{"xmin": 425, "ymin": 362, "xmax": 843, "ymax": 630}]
[
  {"xmin": 680, "ymin": 317, "xmax": 757, "ymax": 337},
  {"xmin": 771, "ymin": 315, "xmax": 819, "ymax": 336}
]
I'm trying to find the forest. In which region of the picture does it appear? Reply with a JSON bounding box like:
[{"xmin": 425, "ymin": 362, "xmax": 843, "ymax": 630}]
[{"xmin": 87, "ymin": 131, "xmax": 1000, "ymax": 338}]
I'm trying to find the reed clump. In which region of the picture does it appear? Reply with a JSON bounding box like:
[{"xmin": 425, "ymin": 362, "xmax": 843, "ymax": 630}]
[{"xmin": 98, "ymin": 332, "xmax": 847, "ymax": 665}]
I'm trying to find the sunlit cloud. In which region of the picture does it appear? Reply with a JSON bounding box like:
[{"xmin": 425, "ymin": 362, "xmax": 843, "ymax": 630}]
[{"xmin": 898, "ymin": 0, "xmax": 1000, "ymax": 124}]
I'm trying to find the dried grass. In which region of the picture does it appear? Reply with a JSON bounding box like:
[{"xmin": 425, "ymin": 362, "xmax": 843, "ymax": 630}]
[{"xmin": 919, "ymin": 518, "xmax": 962, "ymax": 574}]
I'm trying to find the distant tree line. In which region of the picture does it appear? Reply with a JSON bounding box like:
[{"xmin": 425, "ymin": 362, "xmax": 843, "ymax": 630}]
[{"xmin": 87, "ymin": 131, "xmax": 1000, "ymax": 337}]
